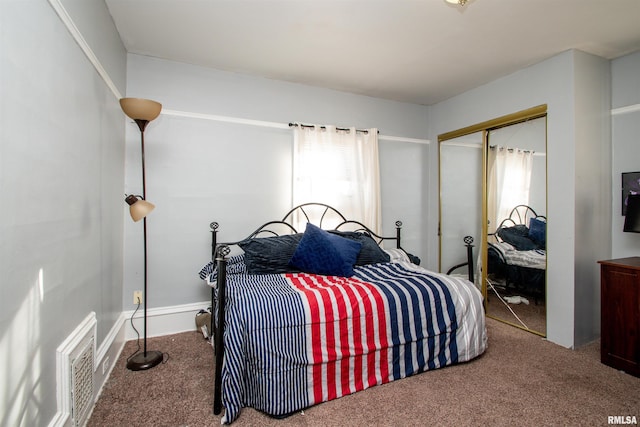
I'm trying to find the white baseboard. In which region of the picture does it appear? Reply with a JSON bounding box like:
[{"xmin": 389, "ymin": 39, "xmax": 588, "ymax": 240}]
[
  {"xmin": 93, "ymin": 312, "xmax": 127, "ymax": 398},
  {"xmin": 123, "ymin": 300, "xmax": 209, "ymax": 340}
]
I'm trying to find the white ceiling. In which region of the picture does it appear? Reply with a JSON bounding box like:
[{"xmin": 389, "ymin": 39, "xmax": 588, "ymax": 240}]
[{"xmin": 105, "ymin": 0, "xmax": 640, "ymax": 106}]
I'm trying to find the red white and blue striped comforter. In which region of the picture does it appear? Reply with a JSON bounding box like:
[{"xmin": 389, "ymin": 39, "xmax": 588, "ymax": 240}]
[{"xmin": 212, "ymin": 260, "xmax": 487, "ymax": 423}]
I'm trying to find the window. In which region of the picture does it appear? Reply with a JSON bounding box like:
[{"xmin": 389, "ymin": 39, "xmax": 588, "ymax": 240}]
[{"xmin": 292, "ymin": 125, "xmax": 381, "ymax": 234}]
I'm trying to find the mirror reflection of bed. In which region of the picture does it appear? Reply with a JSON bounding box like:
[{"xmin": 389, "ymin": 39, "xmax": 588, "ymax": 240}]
[{"xmin": 486, "ymin": 205, "xmax": 546, "ymax": 335}]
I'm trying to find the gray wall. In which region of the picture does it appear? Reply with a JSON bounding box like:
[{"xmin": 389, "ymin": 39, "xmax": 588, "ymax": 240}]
[
  {"xmin": 572, "ymin": 52, "xmax": 612, "ymax": 347},
  {"xmin": 123, "ymin": 54, "xmax": 430, "ymax": 310},
  {"xmin": 0, "ymin": 0, "xmax": 126, "ymax": 425}
]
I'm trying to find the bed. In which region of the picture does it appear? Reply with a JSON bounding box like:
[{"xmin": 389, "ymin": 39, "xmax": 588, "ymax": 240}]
[
  {"xmin": 487, "ymin": 205, "xmax": 546, "ymax": 302},
  {"xmin": 199, "ymin": 203, "xmax": 487, "ymax": 424}
]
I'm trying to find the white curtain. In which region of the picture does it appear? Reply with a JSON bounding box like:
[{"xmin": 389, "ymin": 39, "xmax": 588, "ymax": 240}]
[
  {"xmin": 292, "ymin": 125, "xmax": 381, "ymax": 234},
  {"xmin": 487, "ymin": 146, "xmax": 534, "ymax": 234}
]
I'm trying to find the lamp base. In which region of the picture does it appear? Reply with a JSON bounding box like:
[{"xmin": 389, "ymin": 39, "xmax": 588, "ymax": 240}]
[{"xmin": 126, "ymin": 350, "xmax": 163, "ymax": 371}]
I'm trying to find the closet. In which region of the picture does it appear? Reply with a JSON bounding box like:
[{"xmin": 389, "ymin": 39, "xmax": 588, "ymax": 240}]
[{"xmin": 438, "ymin": 105, "xmax": 547, "ymax": 336}]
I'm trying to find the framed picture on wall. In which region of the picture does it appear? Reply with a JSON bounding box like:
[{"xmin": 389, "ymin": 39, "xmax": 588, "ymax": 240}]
[{"xmin": 622, "ymin": 171, "xmax": 640, "ymax": 215}]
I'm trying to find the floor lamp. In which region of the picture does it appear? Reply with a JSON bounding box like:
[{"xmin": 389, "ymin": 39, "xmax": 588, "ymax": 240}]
[{"xmin": 121, "ymin": 97, "xmax": 164, "ymax": 371}]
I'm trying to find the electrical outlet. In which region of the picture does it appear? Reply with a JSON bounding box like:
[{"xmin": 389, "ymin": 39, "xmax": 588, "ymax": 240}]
[
  {"xmin": 133, "ymin": 290, "xmax": 143, "ymax": 305},
  {"xmin": 102, "ymin": 356, "xmax": 110, "ymax": 375}
]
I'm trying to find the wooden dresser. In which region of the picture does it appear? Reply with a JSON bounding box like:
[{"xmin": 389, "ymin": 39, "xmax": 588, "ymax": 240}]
[{"xmin": 598, "ymin": 257, "xmax": 640, "ymax": 377}]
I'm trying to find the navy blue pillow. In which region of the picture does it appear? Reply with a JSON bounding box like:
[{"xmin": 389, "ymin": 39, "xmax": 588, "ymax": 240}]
[
  {"xmin": 289, "ymin": 223, "xmax": 362, "ymax": 277},
  {"xmin": 528, "ymin": 217, "xmax": 546, "ymax": 248},
  {"xmin": 238, "ymin": 234, "xmax": 303, "ymax": 274},
  {"xmin": 328, "ymin": 230, "xmax": 390, "ymax": 265},
  {"xmin": 497, "ymin": 225, "xmax": 538, "ymax": 251}
]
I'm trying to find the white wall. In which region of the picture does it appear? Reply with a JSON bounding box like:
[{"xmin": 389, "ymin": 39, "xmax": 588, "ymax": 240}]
[
  {"xmin": 428, "ymin": 50, "xmax": 611, "ymax": 348},
  {"xmin": 123, "ymin": 54, "xmax": 430, "ymax": 310},
  {"xmin": 611, "ymin": 51, "xmax": 640, "ymax": 258},
  {"xmin": 0, "ymin": 0, "xmax": 126, "ymax": 425}
]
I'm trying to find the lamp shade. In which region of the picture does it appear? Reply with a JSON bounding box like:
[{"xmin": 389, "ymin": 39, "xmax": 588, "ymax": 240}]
[
  {"xmin": 119, "ymin": 98, "xmax": 162, "ymax": 122},
  {"xmin": 125, "ymin": 195, "xmax": 155, "ymax": 222},
  {"xmin": 624, "ymin": 194, "xmax": 640, "ymax": 233}
]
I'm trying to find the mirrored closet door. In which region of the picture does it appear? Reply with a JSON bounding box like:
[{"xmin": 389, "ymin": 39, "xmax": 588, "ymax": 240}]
[
  {"xmin": 438, "ymin": 106, "xmax": 547, "ymax": 336},
  {"xmin": 439, "ymin": 131, "xmax": 484, "ymax": 285}
]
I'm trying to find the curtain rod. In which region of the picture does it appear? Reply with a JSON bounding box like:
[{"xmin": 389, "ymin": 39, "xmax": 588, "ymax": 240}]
[
  {"xmin": 162, "ymin": 109, "xmax": 430, "ymax": 144},
  {"xmin": 288, "ymin": 122, "xmax": 377, "ymax": 135},
  {"xmin": 489, "ymin": 145, "xmax": 546, "ymax": 156}
]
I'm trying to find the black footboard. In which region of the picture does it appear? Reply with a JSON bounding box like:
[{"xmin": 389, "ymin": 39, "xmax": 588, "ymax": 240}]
[
  {"xmin": 213, "ymin": 244, "xmax": 229, "ymax": 415},
  {"xmin": 209, "ymin": 222, "xmax": 228, "ymax": 415}
]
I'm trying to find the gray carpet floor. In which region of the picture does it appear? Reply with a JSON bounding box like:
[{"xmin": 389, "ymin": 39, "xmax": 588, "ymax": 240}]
[{"xmin": 88, "ymin": 318, "xmax": 639, "ymax": 426}]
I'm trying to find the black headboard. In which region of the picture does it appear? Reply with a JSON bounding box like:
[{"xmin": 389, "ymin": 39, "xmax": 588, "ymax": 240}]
[
  {"xmin": 490, "ymin": 204, "xmax": 546, "ymax": 243},
  {"xmin": 210, "ymin": 202, "xmax": 403, "ymax": 259}
]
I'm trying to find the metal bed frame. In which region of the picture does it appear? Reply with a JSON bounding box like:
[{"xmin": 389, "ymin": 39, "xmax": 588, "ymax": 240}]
[
  {"xmin": 490, "ymin": 204, "xmax": 546, "ymax": 242},
  {"xmin": 207, "ymin": 203, "xmax": 405, "ymax": 416},
  {"xmin": 487, "ymin": 204, "xmax": 546, "ymax": 303}
]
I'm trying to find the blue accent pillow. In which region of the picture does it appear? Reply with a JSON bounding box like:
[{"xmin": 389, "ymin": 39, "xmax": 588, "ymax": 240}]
[
  {"xmin": 528, "ymin": 217, "xmax": 546, "ymax": 248},
  {"xmin": 289, "ymin": 223, "xmax": 362, "ymax": 277},
  {"xmin": 328, "ymin": 230, "xmax": 390, "ymax": 265}
]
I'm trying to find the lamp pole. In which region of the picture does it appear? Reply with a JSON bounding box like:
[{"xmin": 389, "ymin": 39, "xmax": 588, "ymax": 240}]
[
  {"xmin": 137, "ymin": 118, "xmax": 150, "ymax": 359},
  {"xmin": 120, "ymin": 98, "xmax": 164, "ymax": 371}
]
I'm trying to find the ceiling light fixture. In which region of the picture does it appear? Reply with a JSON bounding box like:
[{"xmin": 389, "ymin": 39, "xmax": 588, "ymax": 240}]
[{"xmin": 445, "ymin": 0, "xmax": 468, "ymax": 5}]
